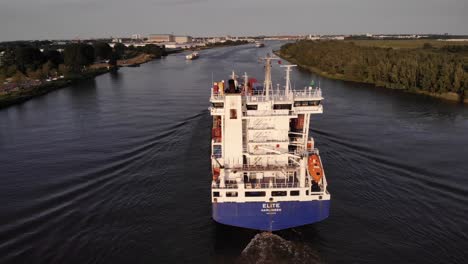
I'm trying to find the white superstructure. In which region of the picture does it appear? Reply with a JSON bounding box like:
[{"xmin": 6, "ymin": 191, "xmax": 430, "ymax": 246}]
[{"xmin": 209, "ymin": 55, "xmax": 330, "ymax": 205}]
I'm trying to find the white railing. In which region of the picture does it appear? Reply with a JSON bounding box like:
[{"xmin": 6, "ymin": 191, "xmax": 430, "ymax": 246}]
[
  {"xmin": 293, "ymin": 88, "xmax": 322, "ymax": 100},
  {"xmin": 294, "ymin": 104, "xmax": 323, "ymax": 113},
  {"xmin": 247, "ymin": 126, "xmax": 275, "ymax": 130},
  {"xmin": 247, "ymin": 139, "xmax": 289, "ymax": 143},
  {"xmin": 210, "ymin": 93, "xmax": 225, "ymax": 101},
  {"xmin": 245, "ymin": 95, "xmax": 268, "ymax": 103},
  {"xmin": 230, "ymin": 164, "xmax": 299, "ymax": 171},
  {"xmin": 244, "ymin": 110, "xmax": 293, "ymax": 117},
  {"xmin": 209, "ymin": 107, "xmax": 224, "ymax": 115},
  {"xmin": 271, "ymin": 90, "xmax": 294, "ymax": 102},
  {"xmin": 245, "ymin": 182, "xmax": 300, "ymax": 189},
  {"xmin": 210, "ymin": 88, "xmax": 322, "ymax": 102},
  {"xmin": 212, "ymin": 182, "xmax": 301, "ymax": 189}
]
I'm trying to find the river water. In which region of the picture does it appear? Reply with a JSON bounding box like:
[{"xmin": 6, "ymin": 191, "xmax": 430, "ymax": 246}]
[{"xmin": 1, "ymin": 42, "xmax": 467, "ymax": 264}]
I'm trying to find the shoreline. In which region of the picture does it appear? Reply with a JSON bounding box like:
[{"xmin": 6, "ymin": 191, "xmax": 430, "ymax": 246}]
[
  {"xmin": 0, "ymin": 67, "xmax": 111, "ymax": 109},
  {"xmin": 0, "ymin": 50, "xmax": 182, "ymax": 109},
  {"xmin": 0, "ymin": 43, "xmax": 251, "ymax": 110},
  {"xmin": 274, "ymin": 51, "xmax": 468, "ymax": 104}
]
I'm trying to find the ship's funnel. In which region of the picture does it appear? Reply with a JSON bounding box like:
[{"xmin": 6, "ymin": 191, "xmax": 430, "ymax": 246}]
[{"xmin": 228, "ymin": 79, "xmax": 236, "ymax": 93}]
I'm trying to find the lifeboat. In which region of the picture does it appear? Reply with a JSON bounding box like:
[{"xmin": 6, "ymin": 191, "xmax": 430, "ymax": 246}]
[{"xmin": 308, "ymin": 154, "xmax": 323, "ymax": 183}]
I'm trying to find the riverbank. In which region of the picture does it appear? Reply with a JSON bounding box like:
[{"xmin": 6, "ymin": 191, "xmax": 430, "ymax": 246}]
[
  {"xmin": 275, "ymin": 50, "xmax": 468, "ymax": 104},
  {"xmin": 190, "ymin": 40, "xmax": 250, "ymax": 51},
  {"xmin": 0, "ymin": 50, "xmax": 168, "ymax": 109},
  {"xmin": 0, "ymin": 42, "xmax": 253, "ymax": 109},
  {"xmin": 0, "ymin": 67, "xmax": 111, "ymax": 109}
]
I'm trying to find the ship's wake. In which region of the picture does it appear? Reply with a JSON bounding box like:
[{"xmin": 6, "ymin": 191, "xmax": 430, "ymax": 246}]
[{"xmin": 238, "ymin": 232, "xmax": 322, "ymax": 264}]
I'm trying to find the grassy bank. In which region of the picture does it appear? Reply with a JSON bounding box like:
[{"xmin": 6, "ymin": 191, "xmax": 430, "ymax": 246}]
[
  {"xmin": 276, "ymin": 50, "xmax": 466, "ymax": 103},
  {"xmin": 276, "ymin": 40, "xmax": 468, "ymax": 104},
  {"xmin": 347, "ymin": 39, "xmax": 468, "ymax": 49}
]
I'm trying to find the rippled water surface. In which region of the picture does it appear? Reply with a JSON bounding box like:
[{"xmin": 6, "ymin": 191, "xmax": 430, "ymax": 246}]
[{"xmin": 1, "ymin": 42, "xmax": 468, "ymax": 264}]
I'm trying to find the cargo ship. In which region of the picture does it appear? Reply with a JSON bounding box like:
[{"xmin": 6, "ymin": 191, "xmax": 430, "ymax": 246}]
[{"xmin": 209, "ymin": 55, "xmax": 330, "ymax": 231}]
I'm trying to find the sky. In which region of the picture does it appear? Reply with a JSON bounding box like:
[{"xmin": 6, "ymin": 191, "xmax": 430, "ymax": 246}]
[{"xmin": 0, "ymin": 0, "xmax": 467, "ymax": 41}]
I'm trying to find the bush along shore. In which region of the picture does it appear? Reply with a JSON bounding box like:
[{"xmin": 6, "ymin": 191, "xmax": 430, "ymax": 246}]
[
  {"xmin": 0, "ymin": 41, "xmax": 171, "ymax": 109},
  {"xmin": 0, "ymin": 40, "xmax": 251, "ymax": 109},
  {"xmin": 276, "ymin": 40, "xmax": 468, "ymax": 104},
  {"xmin": 0, "ymin": 67, "xmax": 112, "ymax": 109}
]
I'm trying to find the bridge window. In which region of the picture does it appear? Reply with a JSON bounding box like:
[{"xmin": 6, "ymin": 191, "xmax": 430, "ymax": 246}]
[
  {"xmin": 226, "ymin": 192, "xmax": 238, "ymax": 197},
  {"xmin": 290, "ymin": 191, "xmax": 300, "ymax": 196},
  {"xmin": 272, "ymin": 191, "xmax": 287, "ymax": 196},
  {"xmin": 213, "ymin": 192, "xmax": 220, "ymax": 197},
  {"xmin": 230, "ymin": 109, "xmax": 237, "ymax": 119},
  {"xmin": 245, "ymin": 191, "xmax": 266, "ymax": 197},
  {"xmin": 212, "ymin": 102, "xmax": 224, "ymax": 108},
  {"xmin": 294, "ymin": 101, "xmax": 321, "ymax": 107},
  {"xmin": 246, "ymin": 104, "xmax": 258, "ymax": 110},
  {"xmin": 273, "ymin": 104, "xmax": 292, "ymax": 110}
]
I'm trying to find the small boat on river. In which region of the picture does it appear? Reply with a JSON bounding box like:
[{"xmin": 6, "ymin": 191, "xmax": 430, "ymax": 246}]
[{"xmin": 186, "ymin": 52, "xmax": 199, "ymax": 60}]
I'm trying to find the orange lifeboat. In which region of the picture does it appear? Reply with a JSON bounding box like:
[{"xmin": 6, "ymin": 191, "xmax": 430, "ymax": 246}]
[
  {"xmin": 212, "ymin": 167, "xmax": 220, "ymax": 181},
  {"xmin": 308, "ymin": 154, "xmax": 323, "ymax": 183}
]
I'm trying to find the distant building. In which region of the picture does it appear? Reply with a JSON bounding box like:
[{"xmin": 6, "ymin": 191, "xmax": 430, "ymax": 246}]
[
  {"xmin": 308, "ymin": 34, "xmax": 321, "ymax": 40},
  {"xmin": 131, "ymin": 34, "xmax": 142, "ymax": 40},
  {"xmin": 148, "ymin": 34, "xmax": 175, "ymax": 43},
  {"xmin": 439, "ymin": 39, "xmax": 468, "ymax": 42},
  {"xmin": 330, "ymin": 36, "xmax": 345, "ymax": 40},
  {"xmin": 174, "ymin": 35, "xmax": 193, "ymax": 44}
]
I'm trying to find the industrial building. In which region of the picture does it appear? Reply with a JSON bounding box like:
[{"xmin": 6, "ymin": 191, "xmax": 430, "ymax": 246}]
[
  {"xmin": 174, "ymin": 35, "xmax": 193, "ymax": 44},
  {"xmin": 148, "ymin": 34, "xmax": 175, "ymax": 43},
  {"xmin": 147, "ymin": 34, "xmax": 192, "ymax": 43}
]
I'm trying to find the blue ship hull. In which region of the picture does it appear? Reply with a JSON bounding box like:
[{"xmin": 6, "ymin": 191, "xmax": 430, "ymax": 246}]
[{"xmin": 212, "ymin": 200, "xmax": 330, "ymax": 231}]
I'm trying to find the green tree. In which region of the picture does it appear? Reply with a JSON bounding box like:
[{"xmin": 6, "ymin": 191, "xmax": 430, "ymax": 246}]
[
  {"xmin": 43, "ymin": 49, "xmax": 63, "ymax": 66},
  {"xmin": 64, "ymin": 43, "xmax": 95, "ymax": 72},
  {"xmin": 113, "ymin": 43, "xmax": 126, "ymax": 59},
  {"xmin": 15, "ymin": 45, "xmax": 44, "ymax": 73},
  {"xmin": 1, "ymin": 48, "xmax": 16, "ymax": 68},
  {"xmin": 58, "ymin": 64, "xmax": 69, "ymax": 75},
  {"xmin": 93, "ymin": 42, "xmax": 113, "ymax": 61},
  {"xmin": 453, "ymin": 63, "xmax": 464, "ymax": 94},
  {"xmin": 42, "ymin": 60, "xmax": 55, "ymax": 77}
]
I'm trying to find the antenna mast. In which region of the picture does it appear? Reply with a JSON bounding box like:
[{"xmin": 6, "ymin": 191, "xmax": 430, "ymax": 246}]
[
  {"xmin": 280, "ymin": 64, "xmax": 297, "ymax": 95},
  {"xmin": 261, "ymin": 54, "xmax": 280, "ymax": 98}
]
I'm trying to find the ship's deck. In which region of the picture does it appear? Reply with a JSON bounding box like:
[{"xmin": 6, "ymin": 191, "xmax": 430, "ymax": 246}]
[{"xmin": 214, "ymin": 177, "xmax": 324, "ymax": 192}]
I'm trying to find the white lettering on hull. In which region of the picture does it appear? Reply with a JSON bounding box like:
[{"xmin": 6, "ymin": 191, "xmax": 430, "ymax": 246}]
[{"xmin": 261, "ymin": 203, "xmax": 282, "ymax": 214}]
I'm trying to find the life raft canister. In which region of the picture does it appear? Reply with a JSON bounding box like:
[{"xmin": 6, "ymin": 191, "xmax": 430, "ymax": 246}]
[
  {"xmin": 295, "ymin": 114, "xmax": 305, "ymax": 130},
  {"xmin": 308, "ymin": 154, "xmax": 323, "ymax": 183},
  {"xmin": 212, "ymin": 167, "xmax": 220, "ymax": 181},
  {"xmin": 213, "ymin": 82, "xmax": 219, "ymax": 94},
  {"xmin": 219, "ymin": 81, "xmax": 224, "ymax": 95}
]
